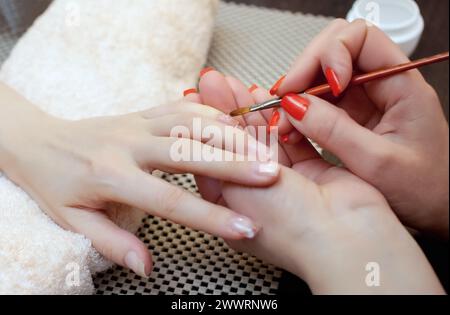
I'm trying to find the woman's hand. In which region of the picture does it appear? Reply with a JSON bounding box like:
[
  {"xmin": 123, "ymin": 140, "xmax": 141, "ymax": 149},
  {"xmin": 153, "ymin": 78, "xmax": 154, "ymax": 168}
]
[
  {"xmin": 0, "ymin": 82, "xmax": 280, "ymax": 277},
  {"xmin": 272, "ymin": 19, "xmax": 449, "ymax": 238},
  {"xmin": 183, "ymin": 71, "xmax": 444, "ymax": 294}
]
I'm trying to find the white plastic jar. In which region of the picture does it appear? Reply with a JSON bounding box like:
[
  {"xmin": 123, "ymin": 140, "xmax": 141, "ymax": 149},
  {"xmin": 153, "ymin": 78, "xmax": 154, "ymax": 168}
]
[{"xmin": 347, "ymin": 0, "xmax": 424, "ymax": 56}]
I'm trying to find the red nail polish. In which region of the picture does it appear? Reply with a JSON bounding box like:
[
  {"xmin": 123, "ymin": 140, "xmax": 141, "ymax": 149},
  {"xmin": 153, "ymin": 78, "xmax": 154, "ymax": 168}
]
[
  {"xmin": 183, "ymin": 88, "xmax": 198, "ymax": 97},
  {"xmin": 281, "ymin": 93, "xmax": 310, "ymax": 121},
  {"xmin": 281, "ymin": 134, "xmax": 290, "ymax": 143},
  {"xmin": 248, "ymin": 84, "xmax": 259, "ymax": 93},
  {"xmin": 268, "ymin": 110, "xmax": 280, "ymax": 132},
  {"xmin": 200, "ymin": 67, "xmax": 214, "ymax": 78},
  {"xmin": 270, "ymin": 75, "xmax": 286, "ymax": 96},
  {"xmin": 325, "ymin": 67, "xmax": 342, "ymax": 97}
]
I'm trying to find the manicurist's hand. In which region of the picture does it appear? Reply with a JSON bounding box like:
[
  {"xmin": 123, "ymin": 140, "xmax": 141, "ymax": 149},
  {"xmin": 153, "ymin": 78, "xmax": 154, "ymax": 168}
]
[
  {"xmin": 272, "ymin": 19, "xmax": 449, "ymax": 239},
  {"xmin": 184, "ymin": 71, "xmax": 445, "ymax": 294},
  {"xmin": 0, "ymin": 82, "xmax": 280, "ymax": 278}
]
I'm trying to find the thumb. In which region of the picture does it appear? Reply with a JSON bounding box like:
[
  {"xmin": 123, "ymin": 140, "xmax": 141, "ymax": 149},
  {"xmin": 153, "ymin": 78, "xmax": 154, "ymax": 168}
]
[{"xmin": 281, "ymin": 93, "xmax": 394, "ymax": 175}]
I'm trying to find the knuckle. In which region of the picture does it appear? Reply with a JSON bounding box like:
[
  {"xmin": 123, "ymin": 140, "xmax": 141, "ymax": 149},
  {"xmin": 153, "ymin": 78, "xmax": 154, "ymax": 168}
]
[
  {"xmin": 157, "ymin": 186, "xmax": 186, "ymax": 217},
  {"xmin": 87, "ymin": 155, "xmax": 129, "ymax": 197}
]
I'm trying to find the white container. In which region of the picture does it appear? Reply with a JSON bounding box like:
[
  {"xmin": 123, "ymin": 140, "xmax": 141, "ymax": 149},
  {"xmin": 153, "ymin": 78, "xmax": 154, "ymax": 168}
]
[{"xmin": 347, "ymin": 0, "xmax": 424, "ymax": 56}]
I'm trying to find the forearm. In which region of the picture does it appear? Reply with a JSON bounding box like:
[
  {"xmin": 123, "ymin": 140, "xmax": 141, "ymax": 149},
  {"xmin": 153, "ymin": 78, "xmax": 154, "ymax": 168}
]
[
  {"xmin": 0, "ymin": 82, "xmax": 49, "ymax": 171},
  {"xmin": 297, "ymin": 209, "xmax": 445, "ymax": 295}
]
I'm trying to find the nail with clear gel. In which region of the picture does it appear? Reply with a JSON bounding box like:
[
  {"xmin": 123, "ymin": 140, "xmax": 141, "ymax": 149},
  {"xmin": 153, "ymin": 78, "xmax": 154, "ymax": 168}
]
[
  {"xmin": 230, "ymin": 217, "xmax": 258, "ymax": 239},
  {"xmin": 217, "ymin": 114, "xmax": 240, "ymax": 127},
  {"xmin": 258, "ymin": 161, "xmax": 280, "ymax": 175},
  {"xmin": 125, "ymin": 251, "xmax": 149, "ymax": 278}
]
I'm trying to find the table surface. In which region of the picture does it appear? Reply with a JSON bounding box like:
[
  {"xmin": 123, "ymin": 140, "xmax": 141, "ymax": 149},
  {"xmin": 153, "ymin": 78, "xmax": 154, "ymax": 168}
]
[{"xmin": 226, "ymin": 0, "xmax": 450, "ymax": 118}]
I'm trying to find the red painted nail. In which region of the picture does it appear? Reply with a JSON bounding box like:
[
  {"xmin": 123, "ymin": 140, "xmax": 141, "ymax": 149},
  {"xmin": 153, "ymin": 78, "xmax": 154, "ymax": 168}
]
[
  {"xmin": 248, "ymin": 84, "xmax": 259, "ymax": 93},
  {"xmin": 270, "ymin": 75, "xmax": 286, "ymax": 96},
  {"xmin": 281, "ymin": 134, "xmax": 290, "ymax": 143},
  {"xmin": 183, "ymin": 88, "xmax": 198, "ymax": 97},
  {"xmin": 200, "ymin": 67, "xmax": 215, "ymax": 78},
  {"xmin": 268, "ymin": 110, "xmax": 280, "ymax": 132},
  {"xmin": 281, "ymin": 93, "xmax": 310, "ymax": 121},
  {"xmin": 325, "ymin": 67, "xmax": 342, "ymax": 97}
]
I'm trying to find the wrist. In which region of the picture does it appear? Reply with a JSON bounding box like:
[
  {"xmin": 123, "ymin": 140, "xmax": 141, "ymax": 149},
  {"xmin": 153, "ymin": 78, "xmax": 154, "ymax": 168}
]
[
  {"xmin": 292, "ymin": 207, "xmax": 444, "ymax": 294},
  {"xmin": 0, "ymin": 82, "xmax": 53, "ymax": 172}
]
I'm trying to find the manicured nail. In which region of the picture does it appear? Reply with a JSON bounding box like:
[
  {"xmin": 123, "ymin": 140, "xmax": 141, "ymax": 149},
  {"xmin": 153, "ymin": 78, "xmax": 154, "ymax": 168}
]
[
  {"xmin": 281, "ymin": 134, "xmax": 290, "ymax": 143},
  {"xmin": 270, "ymin": 75, "xmax": 286, "ymax": 96},
  {"xmin": 200, "ymin": 67, "xmax": 215, "ymax": 78},
  {"xmin": 268, "ymin": 110, "xmax": 280, "ymax": 133},
  {"xmin": 183, "ymin": 88, "xmax": 198, "ymax": 97},
  {"xmin": 125, "ymin": 251, "xmax": 149, "ymax": 278},
  {"xmin": 248, "ymin": 84, "xmax": 259, "ymax": 93},
  {"xmin": 217, "ymin": 114, "xmax": 240, "ymax": 127},
  {"xmin": 247, "ymin": 139, "xmax": 274, "ymax": 161},
  {"xmin": 281, "ymin": 93, "xmax": 310, "ymax": 121},
  {"xmin": 258, "ymin": 161, "xmax": 280, "ymax": 175},
  {"xmin": 325, "ymin": 67, "xmax": 342, "ymax": 97},
  {"xmin": 230, "ymin": 217, "xmax": 258, "ymax": 239}
]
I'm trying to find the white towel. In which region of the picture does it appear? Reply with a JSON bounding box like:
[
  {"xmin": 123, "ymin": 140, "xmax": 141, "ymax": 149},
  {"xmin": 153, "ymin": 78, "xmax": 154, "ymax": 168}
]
[{"xmin": 0, "ymin": 0, "xmax": 218, "ymax": 294}]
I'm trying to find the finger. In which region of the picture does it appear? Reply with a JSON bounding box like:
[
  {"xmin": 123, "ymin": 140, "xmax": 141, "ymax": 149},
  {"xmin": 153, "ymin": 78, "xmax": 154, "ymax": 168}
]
[
  {"xmin": 335, "ymin": 85, "xmax": 380, "ymax": 127},
  {"xmin": 139, "ymin": 100, "xmax": 229, "ymax": 120},
  {"xmin": 251, "ymin": 86, "xmax": 320, "ymax": 165},
  {"xmin": 195, "ymin": 175, "xmax": 223, "ymax": 203},
  {"xmin": 281, "ymin": 93, "xmax": 396, "ymax": 176},
  {"xmin": 63, "ymin": 208, "xmax": 152, "ymax": 278},
  {"xmin": 276, "ymin": 18, "xmax": 351, "ymax": 96},
  {"xmin": 183, "ymin": 88, "xmax": 202, "ymax": 103},
  {"xmin": 225, "ymin": 77, "xmax": 267, "ymax": 129},
  {"xmin": 198, "ymin": 70, "xmax": 246, "ymax": 127},
  {"xmin": 112, "ymin": 171, "xmax": 261, "ymax": 240},
  {"xmin": 356, "ymin": 24, "xmax": 432, "ymax": 113},
  {"xmin": 143, "ymin": 113, "xmax": 273, "ymax": 162},
  {"xmin": 135, "ymin": 137, "xmax": 280, "ymax": 186}
]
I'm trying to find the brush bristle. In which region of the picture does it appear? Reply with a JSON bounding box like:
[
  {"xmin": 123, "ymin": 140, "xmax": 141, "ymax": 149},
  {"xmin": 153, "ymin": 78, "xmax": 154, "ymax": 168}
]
[{"xmin": 230, "ymin": 107, "xmax": 251, "ymax": 117}]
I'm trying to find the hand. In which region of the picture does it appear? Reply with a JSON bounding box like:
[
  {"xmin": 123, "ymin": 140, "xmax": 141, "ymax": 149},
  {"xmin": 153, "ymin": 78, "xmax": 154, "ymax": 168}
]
[
  {"xmin": 183, "ymin": 70, "xmax": 444, "ymax": 294},
  {"xmin": 272, "ymin": 19, "xmax": 449, "ymax": 238},
  {"xmin": 0, "ymin": 83, "xmax": 280, "ymax": 277}
]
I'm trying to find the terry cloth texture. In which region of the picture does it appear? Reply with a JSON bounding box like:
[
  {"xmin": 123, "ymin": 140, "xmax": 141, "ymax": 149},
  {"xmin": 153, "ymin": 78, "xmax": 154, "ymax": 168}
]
[{"xmin": 0, "ymin": 0, "xmax": 218, "ymax": 294}]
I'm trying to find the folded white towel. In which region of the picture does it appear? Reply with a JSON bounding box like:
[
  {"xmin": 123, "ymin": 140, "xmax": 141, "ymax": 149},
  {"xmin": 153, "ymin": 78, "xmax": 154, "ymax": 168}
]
[{"xmin": 0, "ymin": 0, "xmax": 218, "ymax": 294}]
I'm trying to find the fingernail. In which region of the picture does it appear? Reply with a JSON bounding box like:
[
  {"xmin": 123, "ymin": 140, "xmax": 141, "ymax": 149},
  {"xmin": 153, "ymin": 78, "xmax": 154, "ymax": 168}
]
[
  {"xmin": 247, "ymin": 139, "xmax": 273, "ymax": 161},
  {"xmin": 281, "ymin": 93, "xmax": 310, "ymax": 121},
  {"xmin": 248, "ymin": 84, "xmax": 259, "ymax": 93},
  {"xmin": 268, "ymin": 110, "xmax": 280, "ymax": 133},
  {"xmin": 270, "ymin": 75, "xmax": 286, "ymax": 96},
  {"xmin": 325, "ymin": 67, "xmax": 342, "ymax": 97},
  {"xmin": 281, "ymin": 134, "xmax": 290, "ymax": 143},
  {"xmin": 200, "ymin": 67, "xmax": 215, "ymax": 78},
  {"xmin": 217, "ymin": 114, "xmax": 240, "ymax": 127},
  {"xmin": 183, "ymin": 88, "xmax": 197, "ymax": 97},
  {"xmin": 125, "ymin": 251, "xmax": 149, "ymax": 278},
  {"xmin": 230, "ymin": 217, "xmax": 258, "ymax": 239},
  {"xmin": 258, "ymin": 161, "xmax": 280, "ymax": 176}
]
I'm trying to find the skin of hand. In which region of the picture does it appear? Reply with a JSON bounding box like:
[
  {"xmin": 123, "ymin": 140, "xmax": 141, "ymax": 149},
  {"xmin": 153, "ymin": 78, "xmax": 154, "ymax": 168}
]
[
  {"xmin": 183, "ymin": 71, "xmax": 444, "ymax": 294},
  {"xmin": 0, "ymin": 82, "xmax": 281, "ymax": 278},
  {"xmin": 273, "ymin": 19, "xmax": 449, "ymax": 239}
]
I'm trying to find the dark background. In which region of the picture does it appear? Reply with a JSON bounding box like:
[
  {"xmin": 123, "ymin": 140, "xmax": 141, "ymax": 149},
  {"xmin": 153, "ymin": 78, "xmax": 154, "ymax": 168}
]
[{"xmin": 225, "ymin": 0, "xmax": 450, "ymax": 118}]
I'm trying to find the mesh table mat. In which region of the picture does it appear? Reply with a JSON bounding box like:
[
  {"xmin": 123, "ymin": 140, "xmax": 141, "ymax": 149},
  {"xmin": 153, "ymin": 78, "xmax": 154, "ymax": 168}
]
[{"xmin": 0, "ymin": 1, "xmax": 332, "ymax": 295}]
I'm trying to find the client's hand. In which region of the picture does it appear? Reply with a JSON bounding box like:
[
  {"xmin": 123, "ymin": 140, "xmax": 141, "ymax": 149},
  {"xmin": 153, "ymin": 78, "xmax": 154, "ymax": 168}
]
[
  {"xmin": 0, "ymin": 83, "xmax": 279, "ymax": 277},
  {"xmin": 183, "ymin": 70, "xmax": 444, "ymax": 294}
]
